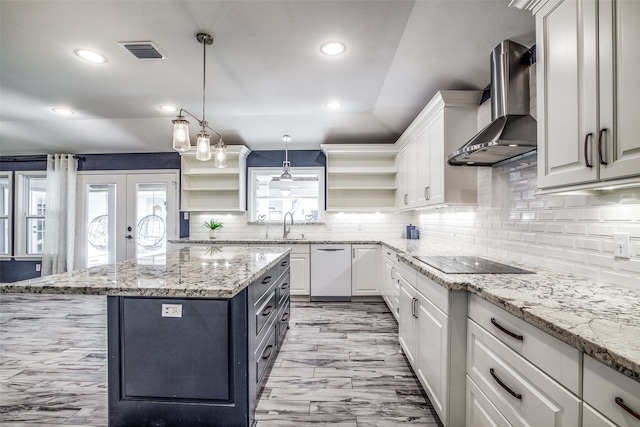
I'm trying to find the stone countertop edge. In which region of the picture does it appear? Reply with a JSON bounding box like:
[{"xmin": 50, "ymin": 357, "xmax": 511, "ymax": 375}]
[
  {"xmin": 169, "ymin": 238, "xmax": 382, "ymax": 244},
  {"xmin": 0, "ymin": 246, "xmax": 292, "ymax": 299},
  {"xmin": 393, "ymin": 248, "xmax": 640, "ymax": 384}
]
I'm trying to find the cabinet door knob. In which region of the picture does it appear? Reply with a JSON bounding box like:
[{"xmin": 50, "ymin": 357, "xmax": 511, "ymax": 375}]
[
  {"xmin": 598, "ymin": 128, "xmax": 608, "ymax": 165},
  {"xmin": 615, "ymin": 397, "xmax": 640, "ymax": 420},
  {"xmin": 490, "ymin": 368, "xmax": 522, "ymax": 400},
  {"xmin": 491, "ymin": 318, "xmax": 523, "ymax": 341},
  {"xmin": 584, "ymin": 133, "xmax": 593, "ymax": 168}
]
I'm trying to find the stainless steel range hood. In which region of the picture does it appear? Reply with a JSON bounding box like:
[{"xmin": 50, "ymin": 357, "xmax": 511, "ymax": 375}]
[{"xmin": 448, "ymin": 40, "xmax": 536, "ymax": 166}]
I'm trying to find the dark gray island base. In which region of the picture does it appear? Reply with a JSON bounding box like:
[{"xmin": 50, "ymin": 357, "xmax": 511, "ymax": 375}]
[
  {"xmin": 107, "ymin": 255, "xmax": 290, "ymax": 427},
  {"xmin": 0, "ymin": 246, "xmax": 291, "ymax": 427}
]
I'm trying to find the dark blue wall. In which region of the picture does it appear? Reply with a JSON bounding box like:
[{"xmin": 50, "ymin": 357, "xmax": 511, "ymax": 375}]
[{"xmin": 247, "ymin": 150, "xmax": 325, "ymax": 168}]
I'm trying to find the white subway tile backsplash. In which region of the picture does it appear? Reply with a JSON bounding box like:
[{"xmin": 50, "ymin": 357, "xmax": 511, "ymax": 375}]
[{"xmin": 413, "ymin": 155, "xmax": 640, "ymax": 291}]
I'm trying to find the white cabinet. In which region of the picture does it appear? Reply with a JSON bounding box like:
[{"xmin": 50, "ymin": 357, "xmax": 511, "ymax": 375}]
[
  {"xmin": 583, "ymin": 354, "xmax": 640, "ymax": 427},
  {"xmin": 381, "ymin": 247, "xmax": 399, "ymax": 321},
  {"xmin": 321, "ymin": 144, "xmax": 397, "ymax": 212},
  {"xmin": 396, "ymin": 90, "xmax": 480, "ymax": 210},
  {"xmin": 535, "ymin": 0, "xmax": 640, "ymax": 191},
  {"xmin": 351, "ymin": 244, "xmax": 380, "ymax": 297},
  {"xmin": 289, "ymin": 245, "xmax": 310, "ymax": 296},
  {"xmin": 466, "ymin": 294, "xmax": 581, "ymax": 427},
  {"xmin": 397, "ymin": 261, "xmax": 467, "ymax": 427},
  {"xmin": 466, "ymin": 375, "xmax": 512, "ymax": 427},
  {"xmin": 180, "ymin": 145, "xmax": 251, "ymax": 211}
]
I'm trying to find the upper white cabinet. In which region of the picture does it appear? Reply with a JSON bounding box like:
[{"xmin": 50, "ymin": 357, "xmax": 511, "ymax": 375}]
[
  {"xmin": 180, "ymin": 145, "xmax": 251, "ymax": 211},
  {"xmin": 321, "ymin": 144, "xmax": 397, "ymax": 212},
  {"xmin": 535, "ymin": 0, "xmax": 640, "ymax": 191},
  {"xmin": 396, "ymin": 91, "xmax": 480, "ymax": 209}
]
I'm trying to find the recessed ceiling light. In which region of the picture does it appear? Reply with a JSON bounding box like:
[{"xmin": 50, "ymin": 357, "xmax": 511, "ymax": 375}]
[
  {"xmin": 159, "ymin": 105, "xmax": 177, "ymax": 112},
  {"xmin": 76, "ymin": 49, "xmax": 106, "ymax": 64},
  {"xmin": 51, "ymin": 107, "xmax": 75, "ymax": 115},
  {"xmin": 320, "ymin": 41, "xmax": 346, "ymax": 56},
  {"xmin": 325, "ymin": 101, "xmax": 343, "ymax": 110}
]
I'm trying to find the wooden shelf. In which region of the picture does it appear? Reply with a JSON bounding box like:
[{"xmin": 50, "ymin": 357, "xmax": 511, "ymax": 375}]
[
  {"xmin": 321, "ymin": 144, "xmax": 397, "ymax": 212},
  {"xmin": 180, "ymin": 145, "xmax": 250, "ymax": 212}
]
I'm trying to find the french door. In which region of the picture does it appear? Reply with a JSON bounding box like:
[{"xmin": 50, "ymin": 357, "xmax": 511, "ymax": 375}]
[{"xmin": 75, "ymin": 171, "xmax": 179, "ymax": 268}]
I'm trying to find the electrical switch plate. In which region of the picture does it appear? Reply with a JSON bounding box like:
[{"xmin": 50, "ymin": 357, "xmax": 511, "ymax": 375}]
[
  {"xmin": 35, "ymin": 263, "xmax": 41, "ymax": 272},
  {"xmin": 613, "ymin": 233, "xmax": 630, "ymax": 259},
  {"xmin": 183, "ymin": 212, "xmax": 189, "ymax": 220},
  {"xmin": 162, "ymin": 303, "xmax": 183, "ymax": 318}
]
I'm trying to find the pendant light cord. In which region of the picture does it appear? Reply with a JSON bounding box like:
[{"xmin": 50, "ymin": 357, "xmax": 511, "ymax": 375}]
[{"xmin": 202, "ymin": 34, "xmax": 207, "ymax": 130}]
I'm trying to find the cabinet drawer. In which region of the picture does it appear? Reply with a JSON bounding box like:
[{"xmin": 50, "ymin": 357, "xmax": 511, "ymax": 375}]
[
  {"xmin": 466, "ymin": 375, "xmax": 512, "ymax": 427},
  {"xmin": 277, "ymin": 297, "xmax": 290, "ymax": 347},
  {"xmin": 583, "ymin": 402, "xmax": 617, "ymax": 427},
  {"xmin": 277, "ymin": 255, "xmax": 290, "ymax": 279},
  {"xmin": 276, "ymin": 272, "xmax": 290, "ymax": 306},
  {"xmin": 250, "ymin": 265, "xmax": 278, "ymax": 302},
  {"xmin": 255, "ymin": 289, "xmax": 277, "ymax": 338},
  {"xmin": 255, "ymin": 324, "xmax": 277, "ymax": 386},
  {"xmin": 416, "ymin": 272, "xmax": 449, "ymax": 315},
  {"xmin": 467, "ymin": 319, "xmax": 580, "ymax": 427},
  {"xmin": 383, "ymin": 247, "xmax": 398, "ymax": 263},
  {"xmin": 583, "ymin": 355, "xmax": 640, "ymax": 426},
  {"xmin": 468, "ymin": 294, "xmax": 580, "ymax": 394}
]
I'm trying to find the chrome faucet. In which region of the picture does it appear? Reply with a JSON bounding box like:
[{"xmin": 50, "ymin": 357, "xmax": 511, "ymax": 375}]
[{"xmin": 283, "ymin": 212, "xmax": 293, "ymax": 239}]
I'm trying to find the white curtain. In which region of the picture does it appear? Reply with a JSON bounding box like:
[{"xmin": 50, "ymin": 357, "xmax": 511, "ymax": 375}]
[{"xmin": 41, "ymin": 154, "xmax": 77, "ymax": 275}]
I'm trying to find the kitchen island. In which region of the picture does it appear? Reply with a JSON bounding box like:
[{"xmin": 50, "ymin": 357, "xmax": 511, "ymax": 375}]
[{"xmin": 1, "ymin": 246, "xmax": 292, "ymax": 427}]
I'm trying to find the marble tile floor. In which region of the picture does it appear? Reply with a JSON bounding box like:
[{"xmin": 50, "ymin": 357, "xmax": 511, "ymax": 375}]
[{"xmin": 0, "ymin": 294, "xmax": 442, "ymax": 426}]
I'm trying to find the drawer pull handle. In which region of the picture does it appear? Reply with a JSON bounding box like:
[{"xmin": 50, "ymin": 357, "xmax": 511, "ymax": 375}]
[
  {"xmin": 491, "ymin": 318, "xmax": 523, "ymax": 341},
  {"xmin": 280, "ymin": 282, "xmax": 289, "ymax": 290},
  {"xmin": 261, "ymin": 305, "xmax": 273, "ymax": 316},
  {"xmin": 280, "ymin": 313, "xmax": 290, "ymax": 322},
  {"xmin": 598, "ymin": 128, "xmax": 608, "ymax": 165},
  {"xmin": 615, "ymin": 397, "xmax": 640, "ymax": 420},
  {"xmin": 261, "ymin": 276, "xmax": 273, "ymax": 284},
  {"xmin": 490, "ymin": 368, "xmax": 522, "ymax": 400},
  {"xmin": 280, "ymin": 261, "xmax": 289, "ymax": 267},
  {"xmin": 262, "ymin": 345, "xmax": 273, "ymax": 360},
  {"xmin": 584, "ymin": 132, "xmax": 593, "ymax": 168}
]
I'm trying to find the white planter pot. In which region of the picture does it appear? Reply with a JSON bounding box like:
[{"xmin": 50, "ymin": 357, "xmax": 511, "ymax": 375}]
[{"xmin": 209, "ymin": 229, "xmax": 218, "ymax": 239}]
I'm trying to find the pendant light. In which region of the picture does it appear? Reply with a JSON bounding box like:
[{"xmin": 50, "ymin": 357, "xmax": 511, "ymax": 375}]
[
  {"xmin": 280, "ymin": 135, "xmax": 292, "ymax": 181},
  {"xmin": 172, "ymin": 33, "xmax": 227, "ymax": 166}
]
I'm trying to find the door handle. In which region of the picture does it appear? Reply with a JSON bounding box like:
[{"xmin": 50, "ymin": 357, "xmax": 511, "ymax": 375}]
[
  {"xmin": 584, "ymin": 133, "xmax": 593, "ymax": 168},
  {"xmin": 125, "ymin": 235, "xmax": 133, "ymax": 239},
  {"xmin": 598, "ymin": 128, "xmax": 608, "ymax": 165}
]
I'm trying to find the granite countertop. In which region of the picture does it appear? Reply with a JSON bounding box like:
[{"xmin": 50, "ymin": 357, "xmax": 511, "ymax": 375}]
[
  {"xmin": 0, "ymin": 246, "xmax": 290, "ymax": 299},
  {"xmin": 172, "ymin": 237, "xmax": 640, "ymax": 383},
  {"xmin": 383, "ymin": 238, "xmax": 640, "ymax": 384}
]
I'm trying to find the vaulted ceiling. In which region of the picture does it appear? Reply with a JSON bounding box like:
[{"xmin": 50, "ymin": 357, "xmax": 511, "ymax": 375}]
[{"xmin": 0, "ymin": 0, "xmax": 534, "ymax": 155}]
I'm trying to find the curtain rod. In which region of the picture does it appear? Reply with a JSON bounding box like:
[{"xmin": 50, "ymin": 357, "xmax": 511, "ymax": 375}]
[{"xmin": 0, "ymin": 155, "xmax": 85, "ymax": 163}]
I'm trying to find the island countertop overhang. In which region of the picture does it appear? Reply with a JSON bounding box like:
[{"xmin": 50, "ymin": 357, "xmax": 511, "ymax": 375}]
[{"xmin": 0, "ymin": 246, "xmax": 291, "ymax": 299}]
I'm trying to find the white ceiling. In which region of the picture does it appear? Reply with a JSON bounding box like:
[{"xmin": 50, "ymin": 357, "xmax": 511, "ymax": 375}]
[{"xmin": 0, "ymin": 0, "xmax": 534, "ymax": 155}]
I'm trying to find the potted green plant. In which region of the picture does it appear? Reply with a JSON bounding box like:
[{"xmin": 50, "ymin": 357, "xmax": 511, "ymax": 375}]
[{"xmin": 203, "ymin": 219, "xmax": 223, "ymax": 239}]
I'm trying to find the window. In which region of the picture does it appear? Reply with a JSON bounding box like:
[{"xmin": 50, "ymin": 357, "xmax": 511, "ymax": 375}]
[
  {"xmin": 16, "ymin": 172, "xmax": 47, "ymax": 256},
  {"xmin": 248, "ymin": 167, "xmax": 324, "ymax": 223},
  {"xmin": 0, "ymin": 172, "xmax": 11, "ymax": 256}
]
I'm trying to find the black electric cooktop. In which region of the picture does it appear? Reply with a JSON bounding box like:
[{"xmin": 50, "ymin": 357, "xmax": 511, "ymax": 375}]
[{"xmin": 414, "ymin": 256, "xmax": 534, "ymax": 274}]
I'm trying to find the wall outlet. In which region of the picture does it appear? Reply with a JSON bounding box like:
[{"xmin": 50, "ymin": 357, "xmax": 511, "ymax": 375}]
[
  {"xmin": 35, "ymin": 263, "xmax": 41, "ymax": 272},
  {"xmin": 161, "ymin": 303, "xmax": 183, "ymax": 318},
  {"xmin": 613, "ymin": 233, "xmax": 630, "ymax": 259},
  {"xmin": 183, "ymin": 212, "xmax": 189, "ymax": 220}
]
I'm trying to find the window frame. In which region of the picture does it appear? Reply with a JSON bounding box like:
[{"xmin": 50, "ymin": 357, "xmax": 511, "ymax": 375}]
[
  {"xmin": 248, "ymin": 167, "xmax": 325, "ymax": 223},
  {"xmin": 15, "ymin": 171, "xmax": 47, "ymax": 258},
  {"xmin": 0, "ymin": 171, "xmax": 12, "ymax": 258}
]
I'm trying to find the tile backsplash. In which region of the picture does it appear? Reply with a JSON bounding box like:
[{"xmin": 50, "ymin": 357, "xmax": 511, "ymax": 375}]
[{"xmin": 414, "ymin": 156, "xmax": 640, "ymax": 291}]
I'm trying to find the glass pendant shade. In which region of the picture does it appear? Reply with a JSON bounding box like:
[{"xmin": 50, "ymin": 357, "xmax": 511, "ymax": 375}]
[
  {"xmin": 280, "ymin": 161, "xmax": 292, "ymax": 181},
  {"xmin": 195, "ymin": 132, "xmax": 211, "ymax": 161},
  {"xmin": 172, "ymin": 118, "xmax": 191, "ymax": 152},
  {"xmin": 214, "ymin": 140, "xmax": 227, "ymax": 168}
]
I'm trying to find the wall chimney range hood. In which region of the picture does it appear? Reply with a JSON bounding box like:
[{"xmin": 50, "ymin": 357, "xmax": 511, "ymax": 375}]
[{"xmin": 448, "ymin": 40, "xmax": 536, "ymax": 166}]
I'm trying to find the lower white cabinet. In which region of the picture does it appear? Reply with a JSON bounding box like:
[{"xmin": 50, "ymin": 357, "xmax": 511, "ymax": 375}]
[
  {"xmin": 466, "ymin": 375, "xmax": 511, "ymax": 427},
  {"xmin": 583, "ymin": 354, "xmax": 640, "ymax": 427},
  {"xmin": 397, "ymin": 261, "xmax": 466, "ymax": 427},
  {"xmin": 288, "ymin": 245, "xmax": 310, "ymax": 296},
  {"xmin": 381, "ymin": 247, "xmax": 399, "ymax": 321},
  {"xmin": 351, "ymin": 244, "xmax": 381, "ymax": 297},
  {"xmin": 583, "ymin": 403, "xmax": 618, "ymax": 427}
]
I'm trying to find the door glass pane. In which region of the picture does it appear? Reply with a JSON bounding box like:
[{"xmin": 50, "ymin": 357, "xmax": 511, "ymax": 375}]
[
  {"xmin": 0, "ymin": 218, "xmax": 8, "ymax": 255},
  {"xmin": 0, "ymin": 175, "xmax": 9, "ymax": 255},
  {"xmin": 26, "ymin": 177, "xmax": 46, "ymax": 215},
  {"xmin": 26, "ymin": 218, "xmax": 45, "ymax": 255},
  {"xmin": 135, "ymin": 183, "xmax": 167, "ymax": 263},
  {"xmin": 87, "ymin": 184, "xmax": 117, "ymax": 267}
]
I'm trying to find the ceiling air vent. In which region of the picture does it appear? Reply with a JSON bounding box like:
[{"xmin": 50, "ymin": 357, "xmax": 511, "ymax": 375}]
[{"xmin": 118, "ymin": 41, "xmax": 166, "ymax": 60}]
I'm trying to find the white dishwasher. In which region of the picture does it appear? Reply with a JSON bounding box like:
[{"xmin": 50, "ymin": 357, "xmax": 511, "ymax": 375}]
[{"xmin": 310, "ymin": 244, "xmax": 352, "ymax": 302}]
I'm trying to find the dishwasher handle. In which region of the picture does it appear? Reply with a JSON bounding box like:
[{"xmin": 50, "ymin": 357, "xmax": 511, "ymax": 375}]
[{"xmin": 316, "ymin": 248, "xmax": 346, "ymax": 252}]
